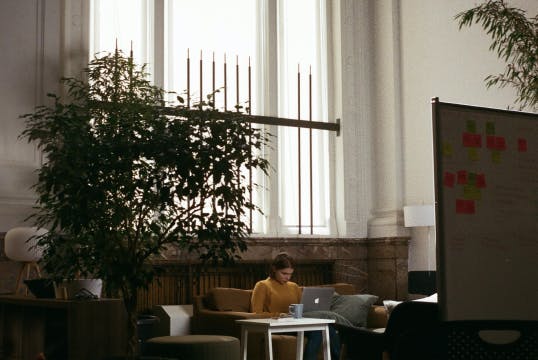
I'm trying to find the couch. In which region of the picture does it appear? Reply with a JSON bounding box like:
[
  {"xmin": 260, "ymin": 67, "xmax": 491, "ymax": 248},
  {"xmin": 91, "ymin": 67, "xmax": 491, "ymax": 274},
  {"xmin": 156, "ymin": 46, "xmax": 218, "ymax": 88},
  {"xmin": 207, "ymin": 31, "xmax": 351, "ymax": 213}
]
[{"xmin": 191, "ymin": 283, "xmax": 388, "ymax": 360}]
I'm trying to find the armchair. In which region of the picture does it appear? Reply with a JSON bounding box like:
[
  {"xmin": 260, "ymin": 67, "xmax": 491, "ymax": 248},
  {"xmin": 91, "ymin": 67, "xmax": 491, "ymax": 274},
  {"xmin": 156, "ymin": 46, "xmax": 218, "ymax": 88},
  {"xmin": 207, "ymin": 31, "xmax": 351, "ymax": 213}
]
[{"xmin": 337, "ymin": 301, "xmax": 442, "ymax": 360}]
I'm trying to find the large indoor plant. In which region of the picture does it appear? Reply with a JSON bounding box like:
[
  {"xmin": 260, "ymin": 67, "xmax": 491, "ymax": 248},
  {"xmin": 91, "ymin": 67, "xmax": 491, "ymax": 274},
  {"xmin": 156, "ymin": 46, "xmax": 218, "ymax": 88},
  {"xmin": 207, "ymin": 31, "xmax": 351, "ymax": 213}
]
[
  {"xmin": 21, "ymin": 49, "xmax": 269, "ymax": 358},
  {"xmin": 455, "ymin": 0, "xmax": 538, "ymax": 112}
]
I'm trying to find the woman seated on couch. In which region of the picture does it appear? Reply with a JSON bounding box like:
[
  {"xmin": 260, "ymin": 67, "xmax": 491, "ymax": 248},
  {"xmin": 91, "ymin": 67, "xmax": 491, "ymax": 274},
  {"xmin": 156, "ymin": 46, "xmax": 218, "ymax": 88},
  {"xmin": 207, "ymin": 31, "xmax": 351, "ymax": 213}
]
[{"xmin": 250, "ymin": 252, "xmax": 340, "ymax": 360}]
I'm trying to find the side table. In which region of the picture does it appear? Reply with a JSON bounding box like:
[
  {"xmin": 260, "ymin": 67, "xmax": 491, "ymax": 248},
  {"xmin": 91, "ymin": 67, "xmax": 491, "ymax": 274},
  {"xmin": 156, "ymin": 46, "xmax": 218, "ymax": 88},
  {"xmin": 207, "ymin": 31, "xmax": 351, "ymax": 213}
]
[{"xmin": 236, "ymin": 317, "xmax": 335, "ymax": 360}]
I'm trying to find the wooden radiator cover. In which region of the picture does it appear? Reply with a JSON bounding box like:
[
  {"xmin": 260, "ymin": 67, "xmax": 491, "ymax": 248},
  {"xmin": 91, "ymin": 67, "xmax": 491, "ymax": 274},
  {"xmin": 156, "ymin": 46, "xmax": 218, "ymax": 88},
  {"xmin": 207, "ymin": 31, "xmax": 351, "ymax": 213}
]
[{"xmin": 136, "ymin": 260, "xmax": 334, "ymax": 312}]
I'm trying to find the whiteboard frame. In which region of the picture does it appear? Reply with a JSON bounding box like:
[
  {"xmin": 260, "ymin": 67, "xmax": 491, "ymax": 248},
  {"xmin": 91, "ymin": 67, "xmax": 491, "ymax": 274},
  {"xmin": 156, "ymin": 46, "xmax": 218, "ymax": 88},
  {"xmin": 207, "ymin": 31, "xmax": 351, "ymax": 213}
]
[{"xmin": 432, "ymin": 98, "xmax": 538, "ymax": 322}]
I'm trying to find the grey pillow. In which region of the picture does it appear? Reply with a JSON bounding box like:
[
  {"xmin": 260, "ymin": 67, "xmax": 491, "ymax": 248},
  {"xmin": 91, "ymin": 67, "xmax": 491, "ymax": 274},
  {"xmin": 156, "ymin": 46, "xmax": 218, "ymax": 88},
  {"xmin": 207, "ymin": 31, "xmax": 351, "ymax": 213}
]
[
  {"xmin": 330, "ymin": 294, "xmax": 379, "ymax": 327},
  {"xmin": 303, "ymin": 310, "xmax": 354, "ymax": 327}
]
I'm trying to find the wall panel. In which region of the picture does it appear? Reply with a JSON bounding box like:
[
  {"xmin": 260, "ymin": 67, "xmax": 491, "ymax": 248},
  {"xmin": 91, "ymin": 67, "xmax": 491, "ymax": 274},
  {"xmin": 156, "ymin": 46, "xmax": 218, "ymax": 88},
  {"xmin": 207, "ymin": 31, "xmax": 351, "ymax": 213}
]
[{"xmin": 0, "ymin": 0, "xmax": 62, "ymax": 231}]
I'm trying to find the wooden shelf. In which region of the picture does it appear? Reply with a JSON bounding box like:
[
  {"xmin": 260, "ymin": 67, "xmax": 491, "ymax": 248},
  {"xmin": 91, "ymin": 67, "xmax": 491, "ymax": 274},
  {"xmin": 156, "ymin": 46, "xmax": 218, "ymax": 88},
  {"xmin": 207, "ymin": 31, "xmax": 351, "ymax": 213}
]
[{"xmin": 0, "ymin": 295, "xmax": 127, "ymax": 360}]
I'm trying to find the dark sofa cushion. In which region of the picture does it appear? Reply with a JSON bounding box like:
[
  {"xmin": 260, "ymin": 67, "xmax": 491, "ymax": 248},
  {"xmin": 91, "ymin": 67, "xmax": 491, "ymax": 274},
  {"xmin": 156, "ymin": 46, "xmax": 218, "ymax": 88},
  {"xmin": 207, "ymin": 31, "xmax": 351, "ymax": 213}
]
[{"xmin": 205, "ymin": 287, "xmax": 252, "ymax": 312}]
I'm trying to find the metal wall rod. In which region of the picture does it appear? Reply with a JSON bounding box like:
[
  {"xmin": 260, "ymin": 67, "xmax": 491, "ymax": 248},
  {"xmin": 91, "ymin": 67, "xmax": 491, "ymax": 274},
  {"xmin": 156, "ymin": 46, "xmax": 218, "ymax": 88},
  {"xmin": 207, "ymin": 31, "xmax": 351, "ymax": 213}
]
[
  {"xmin": 160, "ymin": 107, "xmax": 340, "ymax": 133},
  {"xmin": 309, "ymin": 67, "xmax": 313, "ymax": 235},
  {"xmin": 91, "ymin": 101, "xmax": 340, "ymax": 133},
  {"xmin": 297, "ymin": 65, "xmax": 302, "ymax": 234},
  {"xmin": 187, "ymin": 49, "xmax": 190, "ymax": 108},
  {"xmin": 248, "ymin": 57, "xmax": 253, "ymax": 232},
  {"xmin": 245, "ymin": 114, "xmax": 340, "ymax": 133}
]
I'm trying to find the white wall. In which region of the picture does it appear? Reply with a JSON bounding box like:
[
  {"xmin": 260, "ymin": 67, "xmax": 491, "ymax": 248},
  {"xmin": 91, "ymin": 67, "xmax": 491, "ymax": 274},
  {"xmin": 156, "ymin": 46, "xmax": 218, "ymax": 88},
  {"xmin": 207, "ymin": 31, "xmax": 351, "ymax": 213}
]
[
  {"xmin": 0, "ymin": 0, "xmax": 62, "ymax": 232},
  {"xmin": 397, "ymin": 0, "xmax": 535, "ymax": 270}
]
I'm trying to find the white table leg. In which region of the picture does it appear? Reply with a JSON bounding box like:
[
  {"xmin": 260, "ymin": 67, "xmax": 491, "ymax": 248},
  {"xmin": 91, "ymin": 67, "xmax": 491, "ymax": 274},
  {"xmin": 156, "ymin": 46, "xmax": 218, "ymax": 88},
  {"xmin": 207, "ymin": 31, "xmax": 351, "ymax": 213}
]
[
  {"xmin": 265, "ymin": 329, "xmax": 273, "ymax": 360},
  {"xmin": 322, "ymin": 326, "xmax": 331, "ymax": 360},
  {"xmin": 296, "ymin": 331, "xmax": 305, "ymax": 360},
  {"xmin": 240, "ymin": 327, "xmax": 248, "ymax": 360}
]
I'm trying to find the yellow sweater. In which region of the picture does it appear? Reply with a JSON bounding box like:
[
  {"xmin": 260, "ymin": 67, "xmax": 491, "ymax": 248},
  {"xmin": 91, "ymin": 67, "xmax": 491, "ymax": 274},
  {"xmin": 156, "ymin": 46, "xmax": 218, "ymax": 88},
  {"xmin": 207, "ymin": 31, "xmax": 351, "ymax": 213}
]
[{"xmin": 251, "ymin": 277, "xmax": 302, "ymax": 316}]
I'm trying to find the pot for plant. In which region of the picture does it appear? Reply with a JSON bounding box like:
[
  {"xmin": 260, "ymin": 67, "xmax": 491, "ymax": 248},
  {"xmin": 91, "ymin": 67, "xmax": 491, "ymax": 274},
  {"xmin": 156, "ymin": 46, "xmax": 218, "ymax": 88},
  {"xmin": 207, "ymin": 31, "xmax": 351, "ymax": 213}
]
[
  {"xmin": 54, "ymin": 279, "xmax": 103, "ymax": 300},
  {"xmin": 24, "ymin": 278, "xmax": 56, "ymax": 298}
]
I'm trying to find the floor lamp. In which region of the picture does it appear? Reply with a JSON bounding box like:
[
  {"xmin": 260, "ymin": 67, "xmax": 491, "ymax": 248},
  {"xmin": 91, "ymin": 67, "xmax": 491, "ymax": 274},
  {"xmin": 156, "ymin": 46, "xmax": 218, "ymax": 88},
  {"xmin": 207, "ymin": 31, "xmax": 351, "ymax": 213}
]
[
  {"xmin": 403, "ymin": 204, "xmax": 436, "ymax": 270},
  {"xmin": 4, "ymin": 227, "xmax": 47, "ymax": 295},
  {"xmin": 403, "ymin": 205, "xmax": 435, "ymax": 228}
]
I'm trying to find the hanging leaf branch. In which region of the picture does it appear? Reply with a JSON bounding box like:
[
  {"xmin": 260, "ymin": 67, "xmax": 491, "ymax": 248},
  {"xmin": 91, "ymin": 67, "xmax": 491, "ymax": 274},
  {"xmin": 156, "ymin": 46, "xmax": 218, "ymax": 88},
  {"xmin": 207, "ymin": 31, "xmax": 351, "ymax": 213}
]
[{"xmin": 455, "ymin": 0, "xmax": 538, "ymax": 111}]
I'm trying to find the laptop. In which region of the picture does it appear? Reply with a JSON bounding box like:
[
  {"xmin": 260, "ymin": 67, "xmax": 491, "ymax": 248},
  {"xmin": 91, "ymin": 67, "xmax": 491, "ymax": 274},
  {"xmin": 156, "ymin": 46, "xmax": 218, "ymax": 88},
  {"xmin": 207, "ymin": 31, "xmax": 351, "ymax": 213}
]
[{"xmin": 301, "ymin": 287, "xmax": 335, "ymax": 312}]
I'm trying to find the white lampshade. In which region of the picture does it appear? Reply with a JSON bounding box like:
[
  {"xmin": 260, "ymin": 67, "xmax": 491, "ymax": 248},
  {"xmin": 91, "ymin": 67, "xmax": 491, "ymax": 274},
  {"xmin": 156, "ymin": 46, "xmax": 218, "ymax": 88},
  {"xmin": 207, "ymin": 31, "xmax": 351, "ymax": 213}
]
[
  {"xmin": 403, "ymin": 205, "xmax": 435, "ymax": 227},
  {"xmin": 4, "ymin": 227, "xmax": 47, "ymax": 262}
]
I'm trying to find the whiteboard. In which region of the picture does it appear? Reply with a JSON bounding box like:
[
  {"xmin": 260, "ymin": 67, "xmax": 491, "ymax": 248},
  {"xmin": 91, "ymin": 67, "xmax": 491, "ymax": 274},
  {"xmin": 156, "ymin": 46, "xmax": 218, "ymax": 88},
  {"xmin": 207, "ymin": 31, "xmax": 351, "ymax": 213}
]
[{"xmin": 432, "ymin": 99, "xmax": 538, "ymax": 321}]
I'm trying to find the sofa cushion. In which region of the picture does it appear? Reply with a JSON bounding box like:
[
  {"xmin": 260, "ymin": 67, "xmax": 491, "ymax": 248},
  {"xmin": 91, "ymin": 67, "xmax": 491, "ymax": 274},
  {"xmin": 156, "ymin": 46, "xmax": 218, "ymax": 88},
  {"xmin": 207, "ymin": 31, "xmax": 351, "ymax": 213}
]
[
  {"xmin": 330, "ymin": 293, "xmax": 379, "ymax": 327},
  {"xmin": 205, "ymin": 287, "xmax": 252, "ymax": 312}
]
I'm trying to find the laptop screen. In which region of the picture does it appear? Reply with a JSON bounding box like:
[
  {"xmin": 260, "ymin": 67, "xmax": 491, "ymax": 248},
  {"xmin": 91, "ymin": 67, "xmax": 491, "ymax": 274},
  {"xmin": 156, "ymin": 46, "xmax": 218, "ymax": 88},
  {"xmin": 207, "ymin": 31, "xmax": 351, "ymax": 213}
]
[{"xmin": 300, "ymin": 287, "xmax": 335, "ymax": 312}]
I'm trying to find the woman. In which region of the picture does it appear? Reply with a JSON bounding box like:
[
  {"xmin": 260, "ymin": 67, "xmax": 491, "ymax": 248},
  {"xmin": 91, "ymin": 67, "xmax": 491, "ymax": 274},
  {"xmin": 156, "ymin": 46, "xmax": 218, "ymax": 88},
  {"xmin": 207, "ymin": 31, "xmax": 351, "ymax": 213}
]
[{"xmin": 251, "ymin": 252, "xmax": 340, "ymax": 360}]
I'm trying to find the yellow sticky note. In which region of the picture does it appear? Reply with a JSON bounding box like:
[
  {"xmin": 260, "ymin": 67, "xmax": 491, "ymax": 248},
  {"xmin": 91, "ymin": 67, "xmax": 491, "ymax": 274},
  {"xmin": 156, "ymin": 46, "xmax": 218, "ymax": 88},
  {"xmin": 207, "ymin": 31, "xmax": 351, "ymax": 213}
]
[
  {"xmin": 468, "ymin": 148, "xmax": 480, "ymax": 161},
  {"xmin": 443, "ymin": 142, "xmax": 453, "ymax": 157},
  {"xmin": 463, "ymin": 185, "xmax": 481, "ymax": 200},
  {"xmin": 491, "ymin": 150, "xmax": 501, "ymax": 163}
]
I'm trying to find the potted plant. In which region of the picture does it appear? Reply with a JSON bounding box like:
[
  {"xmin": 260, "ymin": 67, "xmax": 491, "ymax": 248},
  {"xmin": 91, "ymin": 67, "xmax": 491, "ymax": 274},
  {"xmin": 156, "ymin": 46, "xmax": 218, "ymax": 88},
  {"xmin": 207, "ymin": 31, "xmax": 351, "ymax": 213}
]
[
  {"xmin": 21, "ymin": 49, "xmax": 269, "ymax": 358},
  {"xmin": 456, "ymin": 0, "xmax": 538, "ymax": 112}
]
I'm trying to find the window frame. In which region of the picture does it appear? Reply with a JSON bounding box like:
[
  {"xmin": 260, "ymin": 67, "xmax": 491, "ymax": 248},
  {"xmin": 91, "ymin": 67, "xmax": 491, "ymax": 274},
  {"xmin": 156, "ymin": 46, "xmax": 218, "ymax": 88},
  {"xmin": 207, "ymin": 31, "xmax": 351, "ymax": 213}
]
[{"xmin": 88, "ymin": 0, "xmax": 337, "ymax": 236}]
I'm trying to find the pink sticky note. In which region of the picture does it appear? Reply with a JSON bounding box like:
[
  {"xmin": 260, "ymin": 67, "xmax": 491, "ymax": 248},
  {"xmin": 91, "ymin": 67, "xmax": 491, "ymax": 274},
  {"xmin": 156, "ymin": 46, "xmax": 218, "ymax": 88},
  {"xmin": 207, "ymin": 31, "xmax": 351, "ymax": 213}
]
[
  {"xmin": 457, "ymin": 170, "xmax": 468, "ymax": 185},
  {"xmin": 518, "ymin": 138, "xmax": 528, "ymax": 152},
  {"xmin": 486, "ymin": 135, "xmax": 496, "ymax": 149},
  {"xmin": 462, "ymin": 133, "xmax": 482, "ymax": 148},
  {"xmin": 495, "ymin": 136, "xmax": 506, "ymax": 150},
  {"xmin": 444, "ymin": 172, "xmax": 455, "ymax": 188},
  {"xmin": 456, "ymin": 199, "xmax": 475, "ymax": 214},
  {"xmin": 476, "ymin": 173, "xmax": 486, "ymax": 188}
]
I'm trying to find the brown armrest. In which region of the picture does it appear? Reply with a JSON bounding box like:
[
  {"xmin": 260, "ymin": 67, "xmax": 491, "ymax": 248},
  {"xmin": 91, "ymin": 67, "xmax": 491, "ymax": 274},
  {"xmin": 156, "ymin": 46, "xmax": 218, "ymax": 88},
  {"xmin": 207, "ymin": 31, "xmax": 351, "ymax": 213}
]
[
  {"xmin": 196, "ymin": 308, "xmax": 266, "ymax": 320},
  {"xmin": 191, "ymin": 309, "xmax": 266, "ymax": 338},
  {"xmin": 367, "ymin": 305, "xmax": 388, "ymax": 329}
]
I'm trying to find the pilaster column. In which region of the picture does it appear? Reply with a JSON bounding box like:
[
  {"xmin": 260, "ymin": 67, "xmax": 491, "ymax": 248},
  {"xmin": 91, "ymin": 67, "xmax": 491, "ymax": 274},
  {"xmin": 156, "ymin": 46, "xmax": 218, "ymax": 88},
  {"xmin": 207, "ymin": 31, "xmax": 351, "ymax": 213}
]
[
  {"xmin": 332, "ymin": 0, "xmax": 374, "ymax": 237},
  {"xmin": 367, "ymin": 0, "xmax": 408, "ymax": 238},
  {"xmin": 62, "ymin": 0, "xmax": 90, "ymax": 80}
]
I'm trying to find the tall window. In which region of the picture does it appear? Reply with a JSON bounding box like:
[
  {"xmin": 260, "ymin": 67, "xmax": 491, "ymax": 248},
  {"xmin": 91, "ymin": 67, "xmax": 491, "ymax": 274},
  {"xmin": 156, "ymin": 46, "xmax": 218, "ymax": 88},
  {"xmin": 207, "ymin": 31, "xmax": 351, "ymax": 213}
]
[{"xmin": 90, "ymin": 0, "xmax": 334, "ymax": 235}]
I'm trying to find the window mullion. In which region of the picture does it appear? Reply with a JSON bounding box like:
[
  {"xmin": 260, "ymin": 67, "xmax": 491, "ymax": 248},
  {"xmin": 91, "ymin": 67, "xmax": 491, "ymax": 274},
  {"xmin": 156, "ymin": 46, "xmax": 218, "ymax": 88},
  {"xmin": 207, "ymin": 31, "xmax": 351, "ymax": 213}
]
[
  {"xmin": 152, "ymin": 0, "xmax": 164, "ymax": 87},
  {"xmin": 256, "ymin": 0, "xmax": 281, "ymax": 235}
]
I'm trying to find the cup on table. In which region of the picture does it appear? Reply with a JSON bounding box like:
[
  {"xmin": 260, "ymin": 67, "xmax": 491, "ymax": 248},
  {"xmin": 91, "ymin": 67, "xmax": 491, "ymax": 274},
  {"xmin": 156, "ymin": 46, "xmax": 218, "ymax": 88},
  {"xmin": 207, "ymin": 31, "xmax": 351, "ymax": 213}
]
[{"xmin": 289, "ymin": 303, "xmax": 304, "ymax": 318}]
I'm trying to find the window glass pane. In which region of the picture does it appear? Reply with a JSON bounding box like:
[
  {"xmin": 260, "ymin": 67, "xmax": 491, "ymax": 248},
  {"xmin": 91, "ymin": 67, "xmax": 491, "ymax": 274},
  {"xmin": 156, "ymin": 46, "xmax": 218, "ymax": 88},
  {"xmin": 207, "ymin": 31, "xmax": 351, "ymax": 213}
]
[
  {"xmin": 88, "ymin": 0, "xmax": 332, "ymax": 236},
  {"xmin": 166, "ymin": 0, "xmax": 256, "ymax": 112},
  {"xmin": 278, "ymin": 0, "xmax": 330, "ymax": 234},
  {"xmin": 90, "ymin": 0, "xmax": 152, "ymax": 68},
  {"xmin": 166, "ymin": 0, "xmax": 260, "ymax": 231}
]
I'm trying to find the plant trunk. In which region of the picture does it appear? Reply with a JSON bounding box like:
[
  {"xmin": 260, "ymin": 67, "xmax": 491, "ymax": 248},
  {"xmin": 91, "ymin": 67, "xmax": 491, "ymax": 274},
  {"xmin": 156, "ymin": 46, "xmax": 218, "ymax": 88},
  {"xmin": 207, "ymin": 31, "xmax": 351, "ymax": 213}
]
[{"xmin": 123, "ymin": 289, "xmax": 139, "ymax": 360}]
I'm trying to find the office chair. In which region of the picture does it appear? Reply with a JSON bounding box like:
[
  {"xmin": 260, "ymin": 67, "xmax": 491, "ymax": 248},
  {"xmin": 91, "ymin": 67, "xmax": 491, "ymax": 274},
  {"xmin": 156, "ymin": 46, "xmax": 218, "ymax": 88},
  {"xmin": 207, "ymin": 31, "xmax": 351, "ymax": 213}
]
[{"xmin": 337, "ymin": 301, "xmax": 443, "ymax": 360}]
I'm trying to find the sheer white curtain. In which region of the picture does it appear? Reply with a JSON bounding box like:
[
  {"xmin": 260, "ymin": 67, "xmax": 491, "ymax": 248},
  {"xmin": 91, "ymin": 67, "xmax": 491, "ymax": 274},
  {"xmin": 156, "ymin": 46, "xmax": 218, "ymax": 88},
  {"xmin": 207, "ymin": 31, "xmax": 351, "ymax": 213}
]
[{"xmin": 88, "ymin": 0, "xmax": 333, "ymax": 235}]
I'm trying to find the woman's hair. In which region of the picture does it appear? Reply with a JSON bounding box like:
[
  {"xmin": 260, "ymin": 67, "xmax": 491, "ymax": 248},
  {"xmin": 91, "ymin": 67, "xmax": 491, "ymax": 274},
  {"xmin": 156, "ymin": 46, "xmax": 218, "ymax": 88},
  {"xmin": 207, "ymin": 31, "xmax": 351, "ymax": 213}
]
[{"xmin": 269, "ymin": 252, "xmax": 296, "ymax": 278}]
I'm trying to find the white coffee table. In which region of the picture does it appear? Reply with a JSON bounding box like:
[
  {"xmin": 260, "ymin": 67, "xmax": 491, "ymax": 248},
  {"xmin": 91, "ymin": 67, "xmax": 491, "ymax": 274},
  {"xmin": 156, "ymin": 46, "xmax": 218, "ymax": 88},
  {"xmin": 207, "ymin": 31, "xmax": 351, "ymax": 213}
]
[{"xmin": 236, "ymin": 317, "xmax": 335, "ymax": 360}]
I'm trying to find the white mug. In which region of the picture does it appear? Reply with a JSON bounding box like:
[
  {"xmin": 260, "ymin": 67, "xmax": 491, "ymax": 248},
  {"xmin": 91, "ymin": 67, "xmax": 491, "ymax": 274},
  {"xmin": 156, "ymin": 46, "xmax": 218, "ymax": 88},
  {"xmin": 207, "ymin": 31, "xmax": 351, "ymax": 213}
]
[{"xmin": 289, "ymin": 303, "xmax": 304, "ymax": 318}]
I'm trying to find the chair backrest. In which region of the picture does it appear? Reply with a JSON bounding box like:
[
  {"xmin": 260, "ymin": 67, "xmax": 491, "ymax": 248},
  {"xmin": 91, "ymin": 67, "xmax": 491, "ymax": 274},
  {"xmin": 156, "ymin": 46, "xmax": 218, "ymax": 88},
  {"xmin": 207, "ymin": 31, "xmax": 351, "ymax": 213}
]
[
  {"xmin": 384, "ymin": 301, "xmax": 440, "ymax": 338},
  {"xmin": 384, "ymin": 301, "xmax": 538, "ymax": 360},
  {"xmin": 444, "ymin": 320, "xmax": 538, "ymax": 360},
  {"xmin": 384, "ymin": 301, "xmax": 443, "ymax": 359}
]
